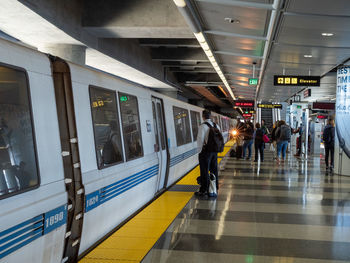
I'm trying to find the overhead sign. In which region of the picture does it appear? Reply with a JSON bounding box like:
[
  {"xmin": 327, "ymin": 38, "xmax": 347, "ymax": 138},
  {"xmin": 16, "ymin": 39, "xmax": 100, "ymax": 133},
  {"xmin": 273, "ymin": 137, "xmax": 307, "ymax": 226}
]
[
  {"xmin": 242, "ymin": 113, "xmax": 252, "ymax": 118},
  {"xmin": 274, "ymin": 76, "xmax": 320, "ymax": 86},
  {"xmin": 257, "ymin": 104, "xmax": 282, "ymax": 109},
  {"xmin": 304, "ymin": 89, "xmax": 312, "ymax": 98},
  {"xmin": 244, "ymin": 110, "xmax": 255, "ymax": 114},
  {"xmin": 312, "ymin": 102, "xmax": 335, "ymax": 110},
  {"xmin": 248, "ymin": 78, "xmax": 258, "ymax": 85},
  {"xmin": 234, "ymin": 100, "xmax": 255, "ymax": 108}
]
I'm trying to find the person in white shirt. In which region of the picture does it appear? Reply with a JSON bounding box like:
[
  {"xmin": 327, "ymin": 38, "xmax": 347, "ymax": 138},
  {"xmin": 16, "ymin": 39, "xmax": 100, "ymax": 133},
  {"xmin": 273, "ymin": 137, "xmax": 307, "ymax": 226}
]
[{"xmin": 195, "ymin": 110, "xmax": 221, "ymax": 196}]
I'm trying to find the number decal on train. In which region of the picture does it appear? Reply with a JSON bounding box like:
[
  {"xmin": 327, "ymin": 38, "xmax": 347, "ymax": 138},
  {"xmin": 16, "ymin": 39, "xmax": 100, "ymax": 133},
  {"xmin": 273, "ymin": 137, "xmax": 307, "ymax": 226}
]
[{"xmin": 43, "ymin": 205, "xmax": 67, "ymax": 234}]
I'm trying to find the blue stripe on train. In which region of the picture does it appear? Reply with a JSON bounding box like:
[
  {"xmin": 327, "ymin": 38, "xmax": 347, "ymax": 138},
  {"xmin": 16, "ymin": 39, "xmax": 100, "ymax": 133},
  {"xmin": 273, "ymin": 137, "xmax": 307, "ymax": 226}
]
[
  {"xmin": 0, "ymin": 204, "xmax": 67, "ymax": 260},
  {"xmin": 170, "ymin": 148, "xmax": 198, "ymax": 167},
  {"xmin": 85, "ymin": 164, "xmax": 159, "ymax": 213}
]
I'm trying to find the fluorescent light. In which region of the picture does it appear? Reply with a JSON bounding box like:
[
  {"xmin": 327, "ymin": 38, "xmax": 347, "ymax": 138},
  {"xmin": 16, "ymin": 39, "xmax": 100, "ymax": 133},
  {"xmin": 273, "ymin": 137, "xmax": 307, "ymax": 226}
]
[
  {"xmin": 200, "ymin": 42, "xmax": 210, "ymax": 51},
  {"xmin": 194, "ymin": 32, "xmax": 205, "ymax": 43},
  {"xmin": 304, "ymin": 54, "xmax": 313, "ymax": 58},
  {"xmin": 322, "ymin": 33, "xmax": 334, "ymax": 37},
  {"xmin": 173, "ymin": 0, "xmax": 186, "ymax": 7}
]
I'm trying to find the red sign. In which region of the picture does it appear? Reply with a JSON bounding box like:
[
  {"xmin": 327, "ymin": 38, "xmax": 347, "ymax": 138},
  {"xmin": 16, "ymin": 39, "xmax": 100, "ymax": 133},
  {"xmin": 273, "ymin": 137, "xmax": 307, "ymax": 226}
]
[
  {"xmin": 304, "ymin": 89, "xmax": 311, "ymax": 98},
  {"xmin": 243, "ymin": 113, "xmax": 253, "ymax": 118},
  {"xmin": 234, "ymin": 100, "xmax": 255, "ymax": 108},
  {"xmin": 312, "ymin": 102, "xmax": 335, "ymax": 110},
  {"xmin": 317, "ymin": 115, "xmax": 327, "ymax": 119}
]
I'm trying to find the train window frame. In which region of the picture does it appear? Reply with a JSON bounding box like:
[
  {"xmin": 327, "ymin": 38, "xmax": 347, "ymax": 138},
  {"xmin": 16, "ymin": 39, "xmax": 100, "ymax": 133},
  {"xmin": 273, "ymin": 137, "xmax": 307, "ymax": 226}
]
[
  {"xmin": 118, "ymin": 92, "xmax": 144, "ymax": 161},
  {"xmin": 89, "ymin": 85, "xmax": 125, "ymax": 170},
  {"xmin": 190, "ymin": 110, "xmax": 201, "ymax": 142},
  {"xmin": 0, "ymin": 62, "xmax": 40, "ymax": 200},
  {"xmin": 173, "ymin": 106, "xmax": 192, "ymax": 147}
]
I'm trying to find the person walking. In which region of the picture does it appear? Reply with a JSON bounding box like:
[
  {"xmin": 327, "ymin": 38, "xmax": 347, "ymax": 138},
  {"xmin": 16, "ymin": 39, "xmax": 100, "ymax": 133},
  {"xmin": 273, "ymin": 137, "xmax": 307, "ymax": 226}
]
[
  {"xmin": 271, "ymin": 121, "xmax": 279, "ymax": 159},
  {"xmin": 276, "ymin": 120, "xmax": 291, "ymax": 163},
  {"xmin": 196, "ymin": 110, "xmax": 222, "ymax": 196},
  {"xmin": 242, "ymin": 121, "xmax": 254, "ymax": 160},
  {"xmin": 323, "ymin": 118, "xmax": 335, "ymax": 171},
  {"xmin": 254, "ymin": 123, "xmax": 264, "ymax": 162}
]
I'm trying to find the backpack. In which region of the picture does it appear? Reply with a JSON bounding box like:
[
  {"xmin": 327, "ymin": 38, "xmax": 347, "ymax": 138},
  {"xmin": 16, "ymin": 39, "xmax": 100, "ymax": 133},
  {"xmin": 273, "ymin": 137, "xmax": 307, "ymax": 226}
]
[
  {"xmin": 255, "ymin": 128, "xmax": 264, "ymax": 142},
  {"xmin": 279, "ymin": 125, "xmax": 291, "ymax": 141},
  {"xmin": 323, "ymin": 126, "xmax": 334, "ymax": 144},
  {"xmin": 204, "ymin": 122, "xmax": 224, "ymax": 153}
]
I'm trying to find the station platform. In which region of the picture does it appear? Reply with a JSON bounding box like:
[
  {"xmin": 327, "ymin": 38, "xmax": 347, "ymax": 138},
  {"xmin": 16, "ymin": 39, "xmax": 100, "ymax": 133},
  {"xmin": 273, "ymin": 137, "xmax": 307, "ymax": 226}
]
[{"xmin": 80, "ymin": 145, "xmax": 350, "ymax": 263}]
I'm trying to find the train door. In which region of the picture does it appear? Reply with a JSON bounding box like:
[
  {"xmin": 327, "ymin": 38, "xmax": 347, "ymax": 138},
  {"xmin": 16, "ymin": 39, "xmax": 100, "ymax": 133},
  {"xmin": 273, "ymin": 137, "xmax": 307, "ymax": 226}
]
[
  {"xmin": 152, "ymin": 97, "xmax": 169, "ymax": 192},
  {"xmin": 51, "ymin": 58, "xmax": 84, "ymax": 263}
]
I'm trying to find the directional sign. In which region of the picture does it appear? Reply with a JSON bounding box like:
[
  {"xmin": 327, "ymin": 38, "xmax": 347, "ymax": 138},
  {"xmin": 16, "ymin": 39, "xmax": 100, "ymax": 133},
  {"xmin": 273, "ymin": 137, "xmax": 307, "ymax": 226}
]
[
  {"xmin": 248, "ymin": 78, "xmax": 258, "ymax": 85},
  {"xmin": 274, "ymin": 76, "xmax": 320, "ymax": 86},
  {"xmin": 257, "ymin": 104, "xmax": 282, "ymax": 109},
  {"xmin": 234, "ymin": 100, "xmax": 255, "ymax": 108}
]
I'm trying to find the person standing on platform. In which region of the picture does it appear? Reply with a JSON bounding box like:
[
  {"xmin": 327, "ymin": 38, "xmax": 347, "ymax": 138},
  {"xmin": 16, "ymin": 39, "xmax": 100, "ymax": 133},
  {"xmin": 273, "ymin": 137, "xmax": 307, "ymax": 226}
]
[
  {"xmin": 242, "ymin": 121, "xmax": 254, "ymax": 160},
  {"xmin": 276, "ymin": 120, "xmax": 291, "ymax": 163},
  {"xmin": 323, "ymin": 118, "xmax": 335, "ymax": 171},
  {"xmin": 195, "ymin": 110, "xmax": 221, "ymax": 196},
  {"xmin": 254, "ymin": 123, "xmax": 264, "ymax": 162}
]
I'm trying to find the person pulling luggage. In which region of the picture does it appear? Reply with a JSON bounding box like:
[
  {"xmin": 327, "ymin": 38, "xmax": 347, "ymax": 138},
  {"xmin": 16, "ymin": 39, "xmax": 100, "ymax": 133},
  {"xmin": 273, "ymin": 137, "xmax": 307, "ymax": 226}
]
[{"xmin": 195, "ymin": 110, "xmax": 224, "ymax": 197}]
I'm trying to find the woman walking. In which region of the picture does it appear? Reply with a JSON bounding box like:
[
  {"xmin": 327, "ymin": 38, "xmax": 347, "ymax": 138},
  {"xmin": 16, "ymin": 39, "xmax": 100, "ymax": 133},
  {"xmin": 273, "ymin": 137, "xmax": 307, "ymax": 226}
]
[{"xmin": 254, "ymin": 123, "xmax": 264, "ymax": 162}]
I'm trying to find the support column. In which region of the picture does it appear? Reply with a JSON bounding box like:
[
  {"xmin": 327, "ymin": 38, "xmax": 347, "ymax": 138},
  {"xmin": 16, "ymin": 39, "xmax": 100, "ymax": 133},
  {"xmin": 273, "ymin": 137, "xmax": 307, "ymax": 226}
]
[{"xmin": 40, "ymin": 44, "xmax": 87, "ymax": 65}]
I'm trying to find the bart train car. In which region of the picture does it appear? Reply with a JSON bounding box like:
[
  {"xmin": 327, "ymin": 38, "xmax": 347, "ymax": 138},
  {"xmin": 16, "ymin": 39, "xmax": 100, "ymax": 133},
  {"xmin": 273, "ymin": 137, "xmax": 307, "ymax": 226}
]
[{"xmin": 0, "ymin": 38, "xmax": 232, "ymax": 263}]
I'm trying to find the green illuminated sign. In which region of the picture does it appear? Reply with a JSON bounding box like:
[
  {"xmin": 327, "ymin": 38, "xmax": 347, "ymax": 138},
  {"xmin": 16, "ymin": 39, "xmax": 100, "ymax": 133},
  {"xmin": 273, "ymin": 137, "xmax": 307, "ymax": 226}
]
[
  {"xmin": 248, "ymin": 78, "xmax": 258, "ymax": 85},
  {"xmin": 296, "ymin": 105, "xmax": 302, "ymax": 109},
  {"xmin": 120, "ymin": 95, "xmax": 128, "ymax": 102}
]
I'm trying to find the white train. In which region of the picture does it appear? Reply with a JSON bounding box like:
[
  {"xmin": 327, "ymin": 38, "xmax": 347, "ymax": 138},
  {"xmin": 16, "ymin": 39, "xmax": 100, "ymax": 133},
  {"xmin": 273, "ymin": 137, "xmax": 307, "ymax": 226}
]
[{"xmin": 0, "ymin": 38, "xmax": 232, "ymax": 263}]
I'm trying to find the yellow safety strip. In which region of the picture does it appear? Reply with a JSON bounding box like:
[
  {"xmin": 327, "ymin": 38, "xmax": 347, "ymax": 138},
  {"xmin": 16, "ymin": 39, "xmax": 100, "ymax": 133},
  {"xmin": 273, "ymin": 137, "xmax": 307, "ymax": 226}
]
[{"xmin": 80, "ymin": 141, "xmax": 233, "ymax": 263}]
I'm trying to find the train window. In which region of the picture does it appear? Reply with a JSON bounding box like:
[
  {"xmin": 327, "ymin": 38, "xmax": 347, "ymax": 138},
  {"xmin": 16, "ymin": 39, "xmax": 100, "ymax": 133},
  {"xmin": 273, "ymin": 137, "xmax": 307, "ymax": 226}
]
[
  {"xmin": 173, "ymin": 106, "xmax": 192, "ymax": 146},
  {"xmin": 89, "ymin": 86, "xmax": 123, "ymax": 169},
  {"xmin": 190, "ymin": 111, "xmax": 201, "ymax": 141},
  {"xmin": 0, "ymin": 64, "xmax": 39, "ymax": 198},
  {"xmin": 118, "ymin": 92, "xmax": 143, "ymax": 161},
  {"xmin": 156, "ymin": 103, "xmax": 166, "ymax": 150},
  {"xmin": 152, "ymin": 102, "xmax": 159, "ymax": 152}
]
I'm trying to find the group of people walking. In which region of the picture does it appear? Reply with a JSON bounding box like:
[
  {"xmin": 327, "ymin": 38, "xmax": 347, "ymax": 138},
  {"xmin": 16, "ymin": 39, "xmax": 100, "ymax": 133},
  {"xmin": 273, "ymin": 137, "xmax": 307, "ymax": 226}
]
[{"xmin": 195, "ymin": 109, "xmax": 336, "ymax": 197}]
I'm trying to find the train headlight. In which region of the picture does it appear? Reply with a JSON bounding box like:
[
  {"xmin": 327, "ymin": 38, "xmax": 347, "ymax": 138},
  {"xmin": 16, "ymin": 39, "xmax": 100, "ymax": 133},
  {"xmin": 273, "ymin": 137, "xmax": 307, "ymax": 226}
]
[{"xmin": 231, "ymin": 129, "xmax": 238, "ymax": 136}]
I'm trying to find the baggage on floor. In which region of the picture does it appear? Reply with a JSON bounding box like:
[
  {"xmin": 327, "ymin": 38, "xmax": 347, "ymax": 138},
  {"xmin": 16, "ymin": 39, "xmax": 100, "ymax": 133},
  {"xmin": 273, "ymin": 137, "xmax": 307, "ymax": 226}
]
[
  {"xmin": 236, "ymin": 145, "xmax": 243, "ymax": 159},
  {"xmin": 208, "ymin": 173, "xmax": 217, "ymax": 197}
]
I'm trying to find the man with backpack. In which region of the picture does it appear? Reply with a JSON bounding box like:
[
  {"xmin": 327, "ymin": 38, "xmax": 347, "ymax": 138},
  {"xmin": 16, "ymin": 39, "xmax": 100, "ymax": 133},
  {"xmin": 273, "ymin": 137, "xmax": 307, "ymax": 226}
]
[
  {"xmin": 195, "ymin": 110, "xmax": 224, "ymax": 197},
  {"xmin": 323, "ymin": 118, "xmax": 335, "ymax": 171},
  {"xmin": 276, "ymin": 120, "xmax": 291, "ymax": 163}
]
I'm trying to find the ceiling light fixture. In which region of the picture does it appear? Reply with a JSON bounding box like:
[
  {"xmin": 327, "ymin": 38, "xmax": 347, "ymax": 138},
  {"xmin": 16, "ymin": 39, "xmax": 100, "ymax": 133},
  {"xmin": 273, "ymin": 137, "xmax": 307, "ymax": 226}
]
[
  {"xmin": 193, "ymin": 32, "xmax": 236, "ymax": 100},
  {"xmin": 173, "ymin": 0, "xmax": 186, "ymax": 7},
  {"xmin": 322, "ymin": 33, "xmax": 334, "ymax": 37},
  {"xmin": 304, "ymin": 54, "xmax": 313, "ymax": 58}
]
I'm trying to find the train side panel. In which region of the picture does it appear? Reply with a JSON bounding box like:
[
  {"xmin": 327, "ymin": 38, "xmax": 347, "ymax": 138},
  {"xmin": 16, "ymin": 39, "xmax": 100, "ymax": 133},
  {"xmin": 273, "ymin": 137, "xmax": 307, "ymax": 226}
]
[
  {"xmin": 0, "ymin": 40, "xmax": 67, "ymax": 263},
  {"xmin": 67, "ymin": 64, "xmax": 161, "ymax": 254}
]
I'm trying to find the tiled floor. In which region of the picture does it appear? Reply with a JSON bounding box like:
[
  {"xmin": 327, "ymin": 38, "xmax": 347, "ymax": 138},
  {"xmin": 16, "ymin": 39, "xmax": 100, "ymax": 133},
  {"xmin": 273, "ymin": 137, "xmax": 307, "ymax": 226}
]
[{"xmin": 143, "ymin": 152, "xmax": 350, "ymax": 263}]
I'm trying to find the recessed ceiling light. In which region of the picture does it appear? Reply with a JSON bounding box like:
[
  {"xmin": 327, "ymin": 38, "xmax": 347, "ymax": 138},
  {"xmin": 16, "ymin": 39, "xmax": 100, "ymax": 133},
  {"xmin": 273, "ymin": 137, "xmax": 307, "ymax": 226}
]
[
  {"xmin": 304, "ymin": 54, "xmax": 313, "ymax": 58},
  {"xmin": 224, "ymin": 17, "xmax": 240, "ymax": 24},
  {"xmin": 322, "ymin": 33, "xmax": 334, "ymax": 37}
]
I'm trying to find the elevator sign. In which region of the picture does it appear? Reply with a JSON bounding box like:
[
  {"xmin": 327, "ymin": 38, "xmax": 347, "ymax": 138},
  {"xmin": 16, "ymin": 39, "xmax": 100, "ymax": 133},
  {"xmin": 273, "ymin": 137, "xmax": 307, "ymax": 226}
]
[{"xmin": 274, "ymin": 76, "xmax": 320, "ymax": 86}]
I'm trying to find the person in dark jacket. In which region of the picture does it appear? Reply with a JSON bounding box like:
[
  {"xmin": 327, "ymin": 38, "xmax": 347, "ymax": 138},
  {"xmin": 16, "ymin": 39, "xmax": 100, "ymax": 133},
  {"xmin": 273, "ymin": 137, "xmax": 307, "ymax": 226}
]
[
  {"xmin": 254, "ymin": 123, "xmax": 264, "ymax": 162},
  {"xmin": 242, "ymin": 121, "xmax": 254, "ymax": 160},
  {"xmin": 323, "ymin": 118, "xmax": 335, "ymax": 171}
]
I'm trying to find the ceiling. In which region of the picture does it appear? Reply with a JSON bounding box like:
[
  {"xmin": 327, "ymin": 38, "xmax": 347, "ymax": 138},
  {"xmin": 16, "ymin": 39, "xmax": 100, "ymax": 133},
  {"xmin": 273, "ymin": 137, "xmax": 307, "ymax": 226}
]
[{"xmin": 0, "ymin": 0, "xmax": 349, "ymax": 109}]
